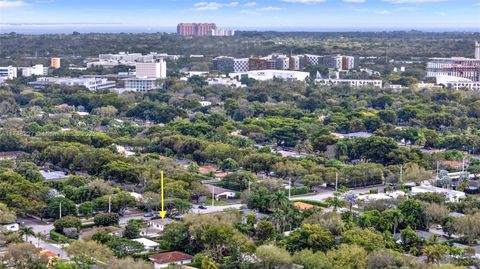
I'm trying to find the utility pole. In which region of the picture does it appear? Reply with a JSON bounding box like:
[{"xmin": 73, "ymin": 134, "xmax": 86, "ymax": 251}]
[
  {"xmin": 436, "ymin": 161, "xmax": 440, "ymax": 180},
  {"xmin": 108, "ymin": 195, "xmax": 111, "ymax": 213},
  {"xmin": 248, "ymin": 181, "xmax": 252, "ymax": 195},
  {"xmin": 335, "ymin": 172, "xmax": 338, "ymax": 192},
  {"xmin": 212, "ymin": 186, "xmax": 215, "ymax": 207},
  {"xmin": 400, "ymin": 165, "xmax": 403, "ymax": 182},
  {"xmin": 59, "ymin": 202, "xmax": 62, "ymax": 219}
]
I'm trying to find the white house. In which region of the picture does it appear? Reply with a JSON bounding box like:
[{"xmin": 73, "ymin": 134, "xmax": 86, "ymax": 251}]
[
  {"xmin": 205, "ymin": 184, "xmax": 236, "ymax": 200},
  {"xmin": 149, "ymin": 251, "xmax": 193, "ymax": 269},
  {"xmin": 148, "ymin": 218, "xmax": 173, "ymax": 232},
  {"xmin": 132, "ymin": 238, "xmax": 160, "ymax": 251},
  {"xmin": 411, "ymin": 185, "xmax": 466, "ymax": 203}
]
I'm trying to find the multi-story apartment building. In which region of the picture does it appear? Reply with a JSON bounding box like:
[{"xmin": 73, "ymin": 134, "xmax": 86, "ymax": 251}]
[
  {"xmin": 211, "ymin": 28, "xmax": 235, "ymax": 36},
  {"xmin": 0, "ymin": 66, "xmax": 18, "ymax": 80},
  {"xmin": 426, "ymin": 57, "xmax": 480, "ymax": 82},
  {"xmin": 31, "ymin": 77, "xmax": 116, "ymax": 91},
  {"xmin": 212, "ymin": 56, "xmax": 234, "ymax": 73},
  {"xmin": 276, "ymin": 57, "xmax": 290, "ymax": 70},
  {"xmin": 323, "ymin": 55, "xmax": 356, "ymax": 70},
  {"xmin": 289, "ymin": 56, "xmax": 302, "ymax": 70},
  {"xmin": 177, "ymin": 23, "xmax": 217, "ymax": 36},
  {"xmin": 124, "ymin": 77, "xmax": 158, "ymax": 92},
  {"xmin": 135, "ymin": 61, "xmax": 167, "ymax": 79},
  {"xmin": 22, "ymin": 64, "xmax": 48, "ymax": 76},
  {"xmin": 51, "ymin": 58, "xmax": 61, "ymax": 69},
  {"xmin": 316, "ymin": 78, "xmax": 383, "ymax": 88},
  {"xmin": 249, "ymin": 58, "xmax": 267, "ymax": 71}
]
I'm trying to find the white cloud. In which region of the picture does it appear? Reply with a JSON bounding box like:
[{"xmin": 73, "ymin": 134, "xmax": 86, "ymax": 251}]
[
  {"xmin": 373, "ymin": 9, "xmax": 391, "ymax": 14},
  {"xmin": 192, "ymin": 1, "xmax": 239, "ymax": 11},
  {"xmin": 243, "ymin": 1, "xmax": 257, "ymax": 7},
  {"xmin": 382, "ymin": 0, "xmax": 447, "ymax": 3},
  {"xmin": 0, "ymin": 0, "xmax": 27, "ymax": 8},
  {"xmin": 344, "ymin": 0, "xmax": 365, "ymax": 3},
  {"xmin": 281, "ymin": 0, "xmax": 325, "ymax": 4},
  {"xmin": 257, "ymin": 6, "xmax": 284, "ymax": 11},
  {"xmin": 239, "ymin": 9, "xmax": 259, "ymax": 15}
]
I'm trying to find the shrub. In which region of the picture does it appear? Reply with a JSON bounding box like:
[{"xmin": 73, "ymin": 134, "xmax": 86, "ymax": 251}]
[
  {"xmin": 63, "ymin": 227, "xmax": 79, "ymax": 239},
  {"xmin": 49, "ymin": 229, "xmax": 71, "ymax": 243},
  {"xmin": 93, "ymin": 213, "xmax": 120, "ymax": 227},
  {"xmin": 53, "ymin": 216, "xmax": 81, "ymax": 233}
]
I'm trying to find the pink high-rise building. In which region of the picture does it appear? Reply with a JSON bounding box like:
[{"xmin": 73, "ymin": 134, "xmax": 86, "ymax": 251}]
[{"xmin": 177, "ymin": 23, "xmax": 217, "ymax": 36}]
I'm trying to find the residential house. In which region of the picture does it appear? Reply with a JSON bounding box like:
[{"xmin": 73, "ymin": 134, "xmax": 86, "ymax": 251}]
[
  {"xmin": 149, "ymin": 251, "xmax": 193, "ymax": 269},
  {"xmin": 132, "ymin": 238, "xmax": 160, "ymax": 251},
  {"xmin": 205, "ymin": 184, "xmax": 236, "ymax": 200},
  {"xmin": 148, "ymin": 218, "xmax": 173, "ymax": 232},
  {"xmin": 411, "ymin": 185, "xmax": 466, "ymax": 203}
]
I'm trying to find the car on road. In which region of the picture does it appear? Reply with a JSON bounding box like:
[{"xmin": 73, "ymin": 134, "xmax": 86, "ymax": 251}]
[
  {"xmin": 198, "ymin": 205, "xmax": 207, "ymax": 210},
  {"xmin": 144, "ymin": 212, "xmax": 154, "ymax": 217}
]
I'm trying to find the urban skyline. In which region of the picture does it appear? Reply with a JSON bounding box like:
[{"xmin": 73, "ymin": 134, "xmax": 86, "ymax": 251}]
[{"xmin": 0, "ymin": 0, "xmax": 480, "ymax": 31}]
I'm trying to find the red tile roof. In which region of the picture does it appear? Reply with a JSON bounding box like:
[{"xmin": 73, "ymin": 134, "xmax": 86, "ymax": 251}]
[
  {"xmin": 149, "ymin": 251, "xmax": 193, "ymax": 264},
  {"xmin": 442, "ymin": 160, "xmax": 463, "ymax": 168},
  {"xmin": 199, "ymin": 165, "xmax": 218, "ymax": 174}
]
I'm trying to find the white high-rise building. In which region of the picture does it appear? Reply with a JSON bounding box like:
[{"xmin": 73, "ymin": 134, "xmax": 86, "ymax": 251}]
[
  {"xmin": 135, "ymin": 61, "xmax": 166, "ymax": 79},
  {"xmin": 22, "ymin": 64, "xmax": 48, "ymax": 76},
  {"xmin": 475, "ymin": 41, "xmax": 480, "ymax": 60},
  {"xmin": 0, "ymin": 66, "xmax": 17, "ymax": 80}
]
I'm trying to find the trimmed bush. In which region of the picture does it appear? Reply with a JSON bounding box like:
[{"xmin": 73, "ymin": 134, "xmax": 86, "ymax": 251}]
[
  {"xmin": 49, "ymin": 229, "xmax": 71, "ymax": 243},
  {"xmin": 93, "ymin": 212, "xmax": 120, "ymax": 227},
  {"xmin": 53, "ymin": 216, "xmax": 81, "ymax": 233}
]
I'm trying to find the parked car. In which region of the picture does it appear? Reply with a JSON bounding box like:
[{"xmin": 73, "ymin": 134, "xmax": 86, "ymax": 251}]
[
  {"xmin": 144, "ymin": 212, "xmax": 154, "ymax": 217},
  {"xmin": 199, "ymin": 205, "xmax": 207, "ymax": 210}
]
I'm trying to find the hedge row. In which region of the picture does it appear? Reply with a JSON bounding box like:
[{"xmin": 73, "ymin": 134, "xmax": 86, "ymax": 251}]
[{"xmin": 49, "ymin": 229, "xmax": 72, "ymax": 243}]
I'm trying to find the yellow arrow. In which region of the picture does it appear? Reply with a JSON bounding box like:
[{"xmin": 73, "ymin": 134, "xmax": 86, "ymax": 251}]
[{"xmin": 159, "ymin": 170, "xmax": 166, "ymax": 218}]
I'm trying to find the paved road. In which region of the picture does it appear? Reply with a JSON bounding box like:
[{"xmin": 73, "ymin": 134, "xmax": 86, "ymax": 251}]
[
  {"xmin": 18, "ymin": 217, "xmax": 69, "ymax": 260},
  {"xmin": 290, "ymin": 186, "xmax": 385, "ymax": 201},
  {"xmin": 188, "ymin": 204, "xmax": 244, "ymax": 215}
]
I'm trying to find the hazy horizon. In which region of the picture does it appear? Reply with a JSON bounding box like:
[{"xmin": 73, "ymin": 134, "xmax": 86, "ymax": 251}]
[{"xmin": 1, "ymin": 0, "xmax": 479, "ymax": 33}]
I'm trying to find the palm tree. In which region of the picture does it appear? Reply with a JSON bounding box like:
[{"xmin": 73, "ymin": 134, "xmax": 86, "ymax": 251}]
[
  {"xmin": 269, "ymin": 191, "xmax": 289, "ymax": 211},
  {"xmin": 326, "ymin": 194, "xmax": 345, "ymax": 212},
  {"xmin": 19, "ymin": 226, "xmax": 35, "ymax": 242},
  {"xmin": 423, "ymin": 244, "xmax": 448, "ymax": 264},
  {"xmin": 384, "ymin": 209, "xmax": 404, "ymax": 235},
  {"xmin": 36, "ymin": 232, "xmax": 47, "ymax": 247}
]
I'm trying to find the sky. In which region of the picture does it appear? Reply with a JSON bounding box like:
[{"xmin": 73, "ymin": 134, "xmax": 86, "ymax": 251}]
[{"xmin": 0, "ymin": 0, "xmax": 480, "ymax": 31}]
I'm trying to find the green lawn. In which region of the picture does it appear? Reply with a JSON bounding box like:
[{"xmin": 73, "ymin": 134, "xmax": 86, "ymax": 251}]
[{"xmin": 202, "ymin": 198, "xmax": 231, "ymax": 206}]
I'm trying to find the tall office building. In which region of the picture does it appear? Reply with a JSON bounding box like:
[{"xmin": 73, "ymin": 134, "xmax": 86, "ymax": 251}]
[
  {"xmin": 135, "ymin": 61, "xmax": 167, "ymax": 79},
  {"xmin": 51, "ymin": 58, "xmax": 61, "ymax": 69},
  {"xmin": 0, "ymin": 66, "xmax": 17, "ymax": 80},
  {"xmin": 22, "ymin": 64, "xmax": 48, "ymax": 76},
  {"xmin": 177, "ymin": 23, "xmax": 217, "ymax": 36},
  {"xmin": 476, "ymin": 41, "xmax": 480, "ymax": 60},
  {"xmin": 427, "ymin": 57, "xmax": 480, "ymax": 82},
  {"xmin": 211, "ymin": 28, "xmax": 235, "ymax": 36}
]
